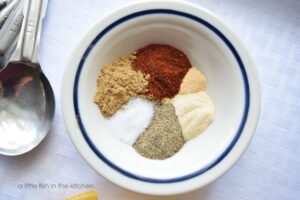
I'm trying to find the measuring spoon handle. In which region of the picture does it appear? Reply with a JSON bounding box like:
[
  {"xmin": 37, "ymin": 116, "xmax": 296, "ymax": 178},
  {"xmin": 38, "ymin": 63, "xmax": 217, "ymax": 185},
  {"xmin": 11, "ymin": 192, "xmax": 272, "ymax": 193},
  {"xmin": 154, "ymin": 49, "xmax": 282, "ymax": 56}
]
[
  {"xmin": 0, "ymin": 0, "xmax": 23, "ymax": 55},
  {"xmin": 0, "ymin": 0, "xmax": 19, "ymax": 28},
  {"xmin": 30, "ymin": 0, "xmax": 47, "ymax": 63},
  {"xmin": 18, "ymin": 0, "xmax": 47, "ymax": 63}
]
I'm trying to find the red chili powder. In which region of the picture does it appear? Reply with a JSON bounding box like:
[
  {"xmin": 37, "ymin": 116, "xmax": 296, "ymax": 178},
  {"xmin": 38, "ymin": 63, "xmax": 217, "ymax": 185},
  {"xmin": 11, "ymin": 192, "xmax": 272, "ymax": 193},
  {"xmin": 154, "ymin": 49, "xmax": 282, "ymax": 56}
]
[{"xmin": 132, "ymin": 44, "xmax": 191, "ymax": 101}]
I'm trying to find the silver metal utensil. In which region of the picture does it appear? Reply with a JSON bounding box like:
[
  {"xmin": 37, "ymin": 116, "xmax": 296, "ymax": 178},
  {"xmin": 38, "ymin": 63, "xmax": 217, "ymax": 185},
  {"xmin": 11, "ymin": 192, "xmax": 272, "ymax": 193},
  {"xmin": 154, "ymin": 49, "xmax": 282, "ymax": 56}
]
[
  {"xmin": 0, "ymin": 0, "xmax": 13, "ymax": 11},
  {"xmin": 0, "ymin": 0, "xmax": 23, "ymax": 68},
  {"xmin": 0, "ymin": 0, "xmax": 54, "ymax": 156},
  {"xmin": 0, "ymin": 0, "xmax": 13, "ymax": 6},
  {"xmin": 0, "ymin": 0, "xmax": 19, "ymax": 29},
  {"xmin": 0, "ymin": 2, "xmax": 6, "ymax": 11}
]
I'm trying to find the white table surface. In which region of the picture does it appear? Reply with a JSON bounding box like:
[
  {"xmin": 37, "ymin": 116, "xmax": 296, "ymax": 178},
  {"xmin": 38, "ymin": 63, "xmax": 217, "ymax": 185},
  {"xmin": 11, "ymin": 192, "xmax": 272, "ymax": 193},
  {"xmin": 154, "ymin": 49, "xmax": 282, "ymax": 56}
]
[{"xmin": 1, "ymin": 0, "xmax": 300, "ymax": 199}]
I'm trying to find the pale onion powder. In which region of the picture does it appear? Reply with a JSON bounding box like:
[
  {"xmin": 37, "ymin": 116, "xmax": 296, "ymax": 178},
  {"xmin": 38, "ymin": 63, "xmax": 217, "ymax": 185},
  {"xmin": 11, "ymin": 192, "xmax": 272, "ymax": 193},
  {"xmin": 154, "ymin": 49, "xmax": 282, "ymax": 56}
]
[{"xmin": 172, "ymin": 92, "xmax": 215, "ymax": 141}]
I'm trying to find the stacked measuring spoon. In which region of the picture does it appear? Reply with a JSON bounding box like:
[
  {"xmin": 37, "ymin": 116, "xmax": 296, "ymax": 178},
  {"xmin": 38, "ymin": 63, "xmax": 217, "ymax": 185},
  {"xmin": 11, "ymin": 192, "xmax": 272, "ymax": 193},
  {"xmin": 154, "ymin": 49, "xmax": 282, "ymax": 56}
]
[
  {"xmin": 0, "ymin": 0, "xmax": 23, "ymax": 68},
  {"xmin": 0, "ymin": 0, "xmax": 55, "ymax": 155}
]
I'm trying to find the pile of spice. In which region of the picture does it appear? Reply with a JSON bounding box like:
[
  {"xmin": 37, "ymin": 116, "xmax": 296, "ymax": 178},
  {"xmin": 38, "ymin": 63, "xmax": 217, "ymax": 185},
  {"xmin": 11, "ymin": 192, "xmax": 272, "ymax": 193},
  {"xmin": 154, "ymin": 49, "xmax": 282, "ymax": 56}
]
[
  {"xmin": 94, "ymin": 55, "xmax": 148, "ymax": 117},
  {"xmin": 133, "ymin": 103, "xmax": 184, "ymax": 160},
  {"xmin": 172, "ymin": 92, "xmax": 214, "ymax": 141},
  {"xmin": 132, "ymin": 44, "xmax": 191, "ymax": 101},
  {"xmin": 94, "ymin": 44, "xmax": 215, "ymax": 160},
  {"xmin": 104, "ymin": 98, "xmax": 154, "ymax": 145},
  {"xmin": 179, "ymin": 67, "xmax": 207, "ymax": 94}
]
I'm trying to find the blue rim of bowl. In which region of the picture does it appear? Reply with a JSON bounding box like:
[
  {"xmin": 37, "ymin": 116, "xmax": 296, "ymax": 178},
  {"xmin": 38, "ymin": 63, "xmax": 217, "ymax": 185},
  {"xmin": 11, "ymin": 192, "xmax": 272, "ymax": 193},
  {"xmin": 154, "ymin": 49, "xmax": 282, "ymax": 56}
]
[{"xmin": 73, "ymin": 9, "xmax": 250, "ymax": 183}]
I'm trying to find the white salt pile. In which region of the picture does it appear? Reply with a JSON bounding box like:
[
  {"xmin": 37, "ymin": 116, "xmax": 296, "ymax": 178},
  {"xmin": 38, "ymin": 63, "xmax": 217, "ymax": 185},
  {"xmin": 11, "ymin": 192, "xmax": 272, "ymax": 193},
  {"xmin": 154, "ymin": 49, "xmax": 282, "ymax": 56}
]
[{"xmin": 104, "ymin": 98, "xmax": 154, "ymax": 145}]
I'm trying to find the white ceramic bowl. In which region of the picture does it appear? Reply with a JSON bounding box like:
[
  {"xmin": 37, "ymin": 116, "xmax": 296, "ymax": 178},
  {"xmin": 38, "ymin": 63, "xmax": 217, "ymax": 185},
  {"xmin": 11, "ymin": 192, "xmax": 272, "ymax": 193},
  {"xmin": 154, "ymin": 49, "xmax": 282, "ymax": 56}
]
[{"xmin": 62, "ymin": 0, "xmax": 260, "ymax": 195}]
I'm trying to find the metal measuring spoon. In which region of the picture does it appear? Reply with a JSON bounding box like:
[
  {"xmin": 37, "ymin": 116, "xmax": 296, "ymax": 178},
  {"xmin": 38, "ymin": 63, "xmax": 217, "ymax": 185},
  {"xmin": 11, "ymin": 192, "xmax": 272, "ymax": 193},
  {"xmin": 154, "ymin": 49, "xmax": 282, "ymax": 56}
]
[
  {"xmin": 0, "ymin": 0, "xmax": 13, "ymax": 12},
  {"xmin": 0, "ymin": 0, "xmax": 54, "ymax": 155},
  {"xmin": 0, "ymin": 0, "xmax": 19, "ymax": 29},
  {"xmin": 0, "ymin": 0, "xmax": 23, "ymax": 68},
  {"xmin": 0, "ymin": 2, "xmax": 6, "ymax": 11}
]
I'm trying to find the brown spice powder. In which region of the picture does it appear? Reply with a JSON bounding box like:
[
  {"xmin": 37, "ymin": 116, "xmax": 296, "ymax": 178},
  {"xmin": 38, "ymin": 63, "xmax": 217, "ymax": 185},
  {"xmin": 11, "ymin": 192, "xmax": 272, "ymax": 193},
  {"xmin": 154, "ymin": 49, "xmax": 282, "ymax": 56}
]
[
  {"xmin": 94, "ymin": 54, "xmax": 149, "ymax": 117},
  {"xmin": 179, "ymin": 67, "xmax": 207, "ymax": 94}
]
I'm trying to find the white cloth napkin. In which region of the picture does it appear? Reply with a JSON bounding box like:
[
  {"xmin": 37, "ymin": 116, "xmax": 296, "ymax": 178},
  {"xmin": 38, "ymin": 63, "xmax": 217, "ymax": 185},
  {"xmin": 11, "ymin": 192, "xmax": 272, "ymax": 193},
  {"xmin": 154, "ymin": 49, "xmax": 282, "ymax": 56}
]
[{"xmin": 0, "ymin": 0, "xmax": 299, "ymax": 199}]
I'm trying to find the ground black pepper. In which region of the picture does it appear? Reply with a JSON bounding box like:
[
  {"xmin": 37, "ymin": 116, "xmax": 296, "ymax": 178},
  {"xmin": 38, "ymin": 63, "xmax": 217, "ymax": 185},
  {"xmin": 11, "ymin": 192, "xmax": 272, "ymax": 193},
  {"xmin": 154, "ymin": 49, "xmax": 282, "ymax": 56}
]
[{"xmin": 133, "ymin": 103, "xmax": 184, "ymax": 160}]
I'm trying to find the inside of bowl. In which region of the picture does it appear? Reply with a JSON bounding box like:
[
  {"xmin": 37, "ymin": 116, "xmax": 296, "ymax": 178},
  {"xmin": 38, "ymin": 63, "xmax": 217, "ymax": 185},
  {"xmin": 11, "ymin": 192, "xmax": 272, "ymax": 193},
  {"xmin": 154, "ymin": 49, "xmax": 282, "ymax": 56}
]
[{"xmin": 77, "ymin": 14, "xmax": 245, "ymax": 179}]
